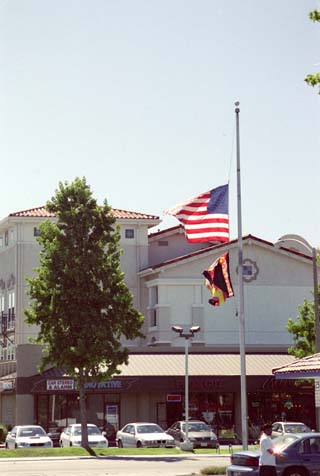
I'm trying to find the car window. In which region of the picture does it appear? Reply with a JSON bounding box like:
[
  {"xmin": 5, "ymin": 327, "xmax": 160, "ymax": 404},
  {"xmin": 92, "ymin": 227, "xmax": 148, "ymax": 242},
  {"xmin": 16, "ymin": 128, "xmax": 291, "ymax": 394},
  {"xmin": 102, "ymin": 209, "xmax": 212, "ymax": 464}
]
[
  {"xmin": 283, "ymin": 423, "xmax": 309, "ymax": 433},
  {"xmin": 136, "ymin": 425, "xmax": 163, "ymax": 434},
  {"xmin": 182, "ymin": 422, "xmax": 209, "ymax": 432},
  {"xmin": 123, "ymin": 425, "xmax": 132, "ymax": 434},
  {"xmin": 73, "ymin": 427, "xmax": 82, "ymax": 436},
  {"xmin": 19, "ymin": 427, "xmax": 46, "ymax": 437},
  {"xmin": 298, "ymin": 437, "xmax": 320, "ymax": 454},
  {"xmin": 273, "ymin": 434, "xmax": 299, "ymax": 451},
  {"xmin": 87, "ymin": 426, "xmax": 101, "ymax": 435}
]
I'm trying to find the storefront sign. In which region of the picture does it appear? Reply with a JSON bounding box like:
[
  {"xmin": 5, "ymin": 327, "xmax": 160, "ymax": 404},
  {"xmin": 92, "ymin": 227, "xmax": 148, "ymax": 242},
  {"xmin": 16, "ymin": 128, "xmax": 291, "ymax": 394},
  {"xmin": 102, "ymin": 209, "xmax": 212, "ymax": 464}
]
[
  {"xmin": 46, "ymin": 379, "xmax": 74, "ymax": 391},
  {"xmin": 167, "ymin": 394, "xmax": 181, "ymax": 402},
  {"xmin": 0, "ymin": 380, "xmax": 14, "ymax": 391},
  {"xmin": 84, "ymin": 380, "xmax": 122, "ymax": 390}
]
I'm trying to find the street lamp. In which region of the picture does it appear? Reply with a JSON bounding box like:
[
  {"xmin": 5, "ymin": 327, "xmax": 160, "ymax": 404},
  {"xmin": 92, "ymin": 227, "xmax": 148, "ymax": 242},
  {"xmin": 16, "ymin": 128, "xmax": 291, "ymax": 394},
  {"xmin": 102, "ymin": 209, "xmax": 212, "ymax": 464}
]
[
  {"xmin": 275, "ymin": 235, "xmax": 320, "ymax": 429},
  {"xmin": 275, "ymin": 235, "xmax": 319, "ymax": 351},
  {"xmin": 172, "ymin": 325, "xmax": 200, "ymax": 451}
]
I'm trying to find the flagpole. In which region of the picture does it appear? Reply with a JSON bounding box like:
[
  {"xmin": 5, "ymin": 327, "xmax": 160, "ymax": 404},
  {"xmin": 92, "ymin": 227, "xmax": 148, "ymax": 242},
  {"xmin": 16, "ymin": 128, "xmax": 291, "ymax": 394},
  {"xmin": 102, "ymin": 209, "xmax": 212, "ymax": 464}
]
[{"xmin": 235, "ymin": 101, "xmax": 248, "ymax": 449}]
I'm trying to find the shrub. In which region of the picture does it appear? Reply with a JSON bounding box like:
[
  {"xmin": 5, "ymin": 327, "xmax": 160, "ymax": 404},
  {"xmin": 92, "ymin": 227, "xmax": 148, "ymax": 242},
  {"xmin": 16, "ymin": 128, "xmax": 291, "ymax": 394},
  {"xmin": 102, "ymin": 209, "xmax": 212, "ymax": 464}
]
[
  {"xmin": 201, "ymin": 466, "xmax": 227, "ymax": 475},
  {"xmin": 0, "ymin": 423, "xmax": 8, "ymax": 443}
]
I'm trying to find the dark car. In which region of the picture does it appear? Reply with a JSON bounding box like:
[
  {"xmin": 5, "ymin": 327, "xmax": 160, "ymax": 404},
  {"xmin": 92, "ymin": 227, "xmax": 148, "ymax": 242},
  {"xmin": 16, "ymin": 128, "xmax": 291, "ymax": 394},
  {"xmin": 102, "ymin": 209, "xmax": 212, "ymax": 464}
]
[
  {"xmin": 227, "ymin": 432, "xmax": 320, "ymax": 476},
  {"xmin": 47, "ymin": 426, "xmax": 62, "ymax": 448},
  {"xmin": 166, "ymin": 420, "xmax": 218, "ymax": 449}
]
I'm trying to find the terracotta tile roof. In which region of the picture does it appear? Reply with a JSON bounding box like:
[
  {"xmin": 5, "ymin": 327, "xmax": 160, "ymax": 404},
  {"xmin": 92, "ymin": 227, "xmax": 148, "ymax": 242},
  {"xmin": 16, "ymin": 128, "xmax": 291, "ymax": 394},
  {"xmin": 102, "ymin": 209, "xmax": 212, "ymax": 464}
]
[
  {"xmin": 9, "ymin": 206, "xmax": 159, "ymax": 221},
  {"xmin": 272, "ymin": 352, "xmax": 320, "ymax": 378},
  {"xmin": 9, "ymin": 207, "xmax": 55, "ymax": 218}
]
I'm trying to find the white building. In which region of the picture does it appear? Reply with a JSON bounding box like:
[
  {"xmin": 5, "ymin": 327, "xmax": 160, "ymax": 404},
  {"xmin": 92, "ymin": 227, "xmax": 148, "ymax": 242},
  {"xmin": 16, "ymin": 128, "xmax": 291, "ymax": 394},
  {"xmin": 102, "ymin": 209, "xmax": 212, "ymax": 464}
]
[{"xmin": 0, "ymin": 207, "xmax": 318, "ymax": 442}]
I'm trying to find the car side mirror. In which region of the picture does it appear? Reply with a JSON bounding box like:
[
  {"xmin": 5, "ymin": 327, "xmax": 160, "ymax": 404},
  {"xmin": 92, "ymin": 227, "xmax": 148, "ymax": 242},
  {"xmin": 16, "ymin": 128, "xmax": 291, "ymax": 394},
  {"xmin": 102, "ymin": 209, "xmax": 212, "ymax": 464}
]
[{"xmin": 102, "ymin": 431, "xmax": 106, "ymax": 436}]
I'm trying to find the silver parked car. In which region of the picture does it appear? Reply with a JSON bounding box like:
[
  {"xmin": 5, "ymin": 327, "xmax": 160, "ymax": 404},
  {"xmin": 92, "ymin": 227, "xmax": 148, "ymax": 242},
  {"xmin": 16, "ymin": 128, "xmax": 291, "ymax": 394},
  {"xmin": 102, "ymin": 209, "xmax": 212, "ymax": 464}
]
[
  {"xmin": 166, "ymin": 420, "xmax": 219, "ymax": 448},
  {"xmin": 227, "ymin": 432, "xmax": 320, "ymax": 476},
  {"xmin": 271, "ymin": 421, "xmax": 311, "ymax": 438},
  {"xmin": 5, "ymin": 425, "xmax": 53, "ymax": 449},
  {"xmin": 116, "ymin": 422, "xmax": 175, "ymax": 448},
  {"xmin": 59, "ymin": 423, "xmax": 108, "ymax": 447}
]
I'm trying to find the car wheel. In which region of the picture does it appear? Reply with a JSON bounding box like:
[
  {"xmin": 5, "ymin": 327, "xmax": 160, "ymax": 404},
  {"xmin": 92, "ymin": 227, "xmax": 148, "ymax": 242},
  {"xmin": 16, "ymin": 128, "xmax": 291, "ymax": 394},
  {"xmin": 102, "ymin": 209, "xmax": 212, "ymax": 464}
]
[
  {"xmin": 136, "ymin": 441, "xmax": 142, "ymax": 448},
  {"xmin": 117, "ymin": 440, "xmax": 123, "ymax": 448},
  {"xmin": 284, "ymin": 467, "xmax": 307, "ymax": 476}
]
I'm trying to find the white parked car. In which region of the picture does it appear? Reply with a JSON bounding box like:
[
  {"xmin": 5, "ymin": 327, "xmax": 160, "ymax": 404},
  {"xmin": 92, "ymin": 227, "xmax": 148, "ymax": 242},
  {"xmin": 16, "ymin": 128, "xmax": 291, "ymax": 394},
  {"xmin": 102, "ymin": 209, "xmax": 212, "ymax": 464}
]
[
  {"xmin": 271, "ymin": 421, "xmax": 311, "ymax": 438},
  {"xmin": 5, "ymin": 425, "xmax": 53, "ymax": 449},
  {"xmin": 116, "ymin": 422, "xmax": 175, "ymax": 448},
  {"xmin": 59, "ymin": 423, "xmax": 108, "ymax": 448}
]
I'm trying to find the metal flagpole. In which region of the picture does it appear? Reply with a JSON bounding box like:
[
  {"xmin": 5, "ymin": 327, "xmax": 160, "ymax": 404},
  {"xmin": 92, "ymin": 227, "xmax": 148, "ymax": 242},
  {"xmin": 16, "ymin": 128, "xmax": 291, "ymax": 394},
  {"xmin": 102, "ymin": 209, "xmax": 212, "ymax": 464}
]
[{"xmin": 235, "ymin": 101, "xmax": 248, "ymax": 449}]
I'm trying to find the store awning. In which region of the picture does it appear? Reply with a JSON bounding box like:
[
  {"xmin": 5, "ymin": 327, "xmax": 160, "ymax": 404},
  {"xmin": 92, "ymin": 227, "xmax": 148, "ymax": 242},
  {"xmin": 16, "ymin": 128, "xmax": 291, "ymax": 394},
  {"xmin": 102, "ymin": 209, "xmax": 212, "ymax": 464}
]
[
  {"xmin": 272, "ymin": 352, "xmax": 320, "ymax": 379},
  {"xmin": 117, "ymin": 353, "xmax": 296, "ymax": 377}
]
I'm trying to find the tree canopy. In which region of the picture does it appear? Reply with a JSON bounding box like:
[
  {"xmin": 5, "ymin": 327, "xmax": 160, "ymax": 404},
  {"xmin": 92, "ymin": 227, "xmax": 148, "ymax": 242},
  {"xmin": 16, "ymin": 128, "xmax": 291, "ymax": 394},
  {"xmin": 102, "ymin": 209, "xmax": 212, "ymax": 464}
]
[
  {"xmin": 287, "ymin": 247, "xmax": 320, "ymax": 358},
  {"xmin": 287, "ymin": 298, "xmax": 317, "ymax": 358},
  {"xmin": 305, "ymin": 9, "xmax": 320, "ymax": 93},
  {"xmin": 25, "ymin": 177, "xmax": 144, "ymax": 448}
]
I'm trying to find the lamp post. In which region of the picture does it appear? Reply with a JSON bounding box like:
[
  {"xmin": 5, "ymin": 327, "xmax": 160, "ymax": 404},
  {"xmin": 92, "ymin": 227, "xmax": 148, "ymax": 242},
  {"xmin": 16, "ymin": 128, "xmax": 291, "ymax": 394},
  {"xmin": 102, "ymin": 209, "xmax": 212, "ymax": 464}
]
[
  {"xmin": 172, "ymin": 325, "xmax": 200, "ymax": 451},
  {"xmin": 275, "ymin": 236, "xmax": 319, "ymax": 351},
  {"xmin": 275, "ymin": 235, "xmax": 320, "ymax": 429}
]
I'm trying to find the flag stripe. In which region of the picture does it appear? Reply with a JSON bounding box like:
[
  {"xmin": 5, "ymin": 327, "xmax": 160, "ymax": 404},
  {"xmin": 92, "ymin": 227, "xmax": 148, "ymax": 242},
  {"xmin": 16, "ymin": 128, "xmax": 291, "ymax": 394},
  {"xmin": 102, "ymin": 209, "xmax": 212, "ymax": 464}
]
[{"xmin": 164, "ymin": 184, "xmax": 229, "ymax": 243}]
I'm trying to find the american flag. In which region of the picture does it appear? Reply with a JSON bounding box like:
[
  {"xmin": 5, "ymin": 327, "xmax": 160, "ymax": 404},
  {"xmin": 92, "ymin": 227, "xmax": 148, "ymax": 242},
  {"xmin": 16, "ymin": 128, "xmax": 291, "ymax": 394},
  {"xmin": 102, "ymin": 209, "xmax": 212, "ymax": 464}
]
[{"xmin": 164, "ymin": 184, "xmax": 229, "ymax": 243}]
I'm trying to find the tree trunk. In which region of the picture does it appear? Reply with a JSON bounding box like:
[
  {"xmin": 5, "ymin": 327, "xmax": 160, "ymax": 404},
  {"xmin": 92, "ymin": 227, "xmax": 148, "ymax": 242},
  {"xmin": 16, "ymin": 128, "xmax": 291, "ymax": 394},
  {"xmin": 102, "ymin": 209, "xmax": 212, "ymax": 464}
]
[{"xmin": 78, "ymin": 376, "xmax": 89, "ymax": 450}]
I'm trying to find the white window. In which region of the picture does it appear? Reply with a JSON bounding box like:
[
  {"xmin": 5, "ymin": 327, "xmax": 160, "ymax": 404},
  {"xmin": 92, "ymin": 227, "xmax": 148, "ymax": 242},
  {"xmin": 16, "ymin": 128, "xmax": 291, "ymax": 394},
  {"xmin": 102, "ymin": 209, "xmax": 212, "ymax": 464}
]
[
  {"xmin": 158, "ymin": 241, "xmax": 168, "ymax": 246},
  {"xmin": 125, "ymin": 229, "xmax": 134, "ymax": 239},
  {"xmin": 149, "ymin": 287, "xmax": 158, "ymax": 327},
  {"xmin": 8, "ymin": 291, "xmax": 15, "ymax": 330},
  {"xmin": 7, "ymin": 339, "xmax": 15, "ymax": 360}
]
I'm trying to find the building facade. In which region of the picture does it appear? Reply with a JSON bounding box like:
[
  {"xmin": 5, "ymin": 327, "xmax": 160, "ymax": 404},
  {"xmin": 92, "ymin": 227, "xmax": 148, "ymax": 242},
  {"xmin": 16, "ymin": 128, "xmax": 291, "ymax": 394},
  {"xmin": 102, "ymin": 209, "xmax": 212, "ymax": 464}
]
[{"xmin": 0, "ymin": 207, "xmax": 318, "ymax": 442}]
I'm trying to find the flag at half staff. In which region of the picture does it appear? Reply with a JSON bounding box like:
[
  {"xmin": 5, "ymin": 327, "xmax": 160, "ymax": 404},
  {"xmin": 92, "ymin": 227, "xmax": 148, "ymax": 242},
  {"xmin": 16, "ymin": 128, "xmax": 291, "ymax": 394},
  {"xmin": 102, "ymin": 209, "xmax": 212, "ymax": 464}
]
[
  {"xmin": 164, "ymin": 184, "xmax": 229, "ymax": 243},
  {"xmin": 203, "ymin": 252, "xmax": 234, "ymax": 307}
]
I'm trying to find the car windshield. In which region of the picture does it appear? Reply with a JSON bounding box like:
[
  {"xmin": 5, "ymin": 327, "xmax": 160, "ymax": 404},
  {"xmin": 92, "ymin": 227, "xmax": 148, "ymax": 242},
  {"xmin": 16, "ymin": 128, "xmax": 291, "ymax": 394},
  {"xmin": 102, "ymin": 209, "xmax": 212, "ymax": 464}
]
[
  {"xmin": 136, "ymin": 425, "xmax": 163, "ymax": 434},
  {"xmin": 182, "ymin": 422, "xmax": 209, "ymax": 432},
  {"xmin": 19, "ymin": 427, "xmax": 46, "ymax": 437},
  {"xmin": 73, "ymin": 426, "xmax": 101, "ymax": 436},
  {"xmin": 283, "ymin": 424, "xmax": 310, "ymax": 433},
  {"xmin": 273, "ymin": 434, "xmax": 300, "ymax": 452}
]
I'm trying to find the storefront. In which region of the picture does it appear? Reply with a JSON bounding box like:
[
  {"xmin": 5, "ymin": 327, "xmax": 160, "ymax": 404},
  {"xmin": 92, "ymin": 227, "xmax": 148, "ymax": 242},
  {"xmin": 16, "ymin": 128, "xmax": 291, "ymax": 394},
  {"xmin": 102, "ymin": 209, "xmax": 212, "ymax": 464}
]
[
  {"xmin": 10, "ymin": 353, "xmax": 312, "ymax": 444},
  {"xmin": 22, "ymin": 358, "xmax": 316, "ymax": 445}
]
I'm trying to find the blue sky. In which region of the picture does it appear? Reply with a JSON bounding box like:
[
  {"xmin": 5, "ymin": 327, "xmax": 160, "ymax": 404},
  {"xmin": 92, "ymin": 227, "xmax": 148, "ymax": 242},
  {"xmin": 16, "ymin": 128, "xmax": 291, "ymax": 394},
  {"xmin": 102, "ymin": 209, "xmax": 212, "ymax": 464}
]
[{"xmin": 1, "ymin": 0, "xmax": 319, "ymax": 246}]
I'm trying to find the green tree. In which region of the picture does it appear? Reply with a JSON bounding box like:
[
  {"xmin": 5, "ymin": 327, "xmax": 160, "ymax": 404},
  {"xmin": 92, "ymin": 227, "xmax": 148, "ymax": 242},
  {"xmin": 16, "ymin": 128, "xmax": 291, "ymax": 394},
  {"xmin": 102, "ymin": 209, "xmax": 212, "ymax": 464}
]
[
  {"xmin": 25, "ymin": 177, "xmax": 144, "ymax": 450},
  {"xmin": 287, "ymin": 298, "xmax": 317, "ymax": 358},
  {"xmin": 305, "ymin": 9, "xmax": 320, "ymax": 93}
]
